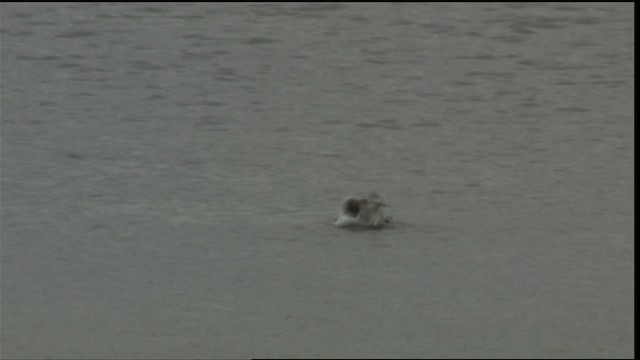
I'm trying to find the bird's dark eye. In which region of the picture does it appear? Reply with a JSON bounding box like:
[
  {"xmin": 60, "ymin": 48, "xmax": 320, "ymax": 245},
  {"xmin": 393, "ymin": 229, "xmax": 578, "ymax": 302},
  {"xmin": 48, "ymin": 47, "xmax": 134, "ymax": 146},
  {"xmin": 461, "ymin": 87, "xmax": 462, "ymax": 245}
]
[{"xmin": 345, "ymin": 199, "xmax": 360, "ymax": 216}]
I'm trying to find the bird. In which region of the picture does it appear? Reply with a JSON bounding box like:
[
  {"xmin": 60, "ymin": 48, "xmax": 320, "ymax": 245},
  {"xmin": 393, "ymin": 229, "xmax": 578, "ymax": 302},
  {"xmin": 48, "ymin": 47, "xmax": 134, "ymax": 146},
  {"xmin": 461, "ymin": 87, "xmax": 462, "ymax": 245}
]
[{"xmin": 335, "ymin": 192, "xmax": 392, "ymax": 227}]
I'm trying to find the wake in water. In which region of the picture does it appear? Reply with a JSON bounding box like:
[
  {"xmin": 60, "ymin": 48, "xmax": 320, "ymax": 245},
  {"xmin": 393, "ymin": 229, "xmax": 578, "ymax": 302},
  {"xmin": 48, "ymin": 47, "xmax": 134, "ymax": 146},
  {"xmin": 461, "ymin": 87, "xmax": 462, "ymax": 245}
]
[{"xmin": 334, "ymin": 192, "xmax": 393, "ymax": 228}]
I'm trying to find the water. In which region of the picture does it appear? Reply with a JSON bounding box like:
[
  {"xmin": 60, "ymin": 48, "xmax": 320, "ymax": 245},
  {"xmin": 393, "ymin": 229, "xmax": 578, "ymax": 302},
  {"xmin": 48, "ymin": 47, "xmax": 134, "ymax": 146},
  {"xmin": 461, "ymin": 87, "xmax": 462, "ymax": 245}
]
[{"xmin": 1, "ymin": 3, "xmax": 633, "ymax": 358}]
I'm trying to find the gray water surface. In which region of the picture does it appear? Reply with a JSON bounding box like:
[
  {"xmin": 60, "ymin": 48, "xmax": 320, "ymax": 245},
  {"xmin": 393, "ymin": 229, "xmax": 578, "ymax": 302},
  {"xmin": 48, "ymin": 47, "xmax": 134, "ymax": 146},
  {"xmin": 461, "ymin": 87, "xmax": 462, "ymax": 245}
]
[{"xmin": 1, "ymin": 3, "xmax": 634, "ymax": 358}]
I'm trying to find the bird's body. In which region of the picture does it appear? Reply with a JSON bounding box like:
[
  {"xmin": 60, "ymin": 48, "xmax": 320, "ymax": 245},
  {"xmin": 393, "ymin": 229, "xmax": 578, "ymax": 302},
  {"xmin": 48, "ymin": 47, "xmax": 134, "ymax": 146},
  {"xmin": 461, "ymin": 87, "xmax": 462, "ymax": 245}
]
[{"xmin": 335, "ymin": 192, "xmax": 392, "ymax": 228}]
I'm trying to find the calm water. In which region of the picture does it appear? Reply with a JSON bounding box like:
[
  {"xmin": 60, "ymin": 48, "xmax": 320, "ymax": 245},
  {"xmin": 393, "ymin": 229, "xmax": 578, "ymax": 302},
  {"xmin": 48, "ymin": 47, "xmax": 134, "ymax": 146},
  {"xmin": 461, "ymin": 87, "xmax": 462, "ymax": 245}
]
[{"xmin": 1, "ymin": 3, "xmax": 634, "ymax": 358}]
